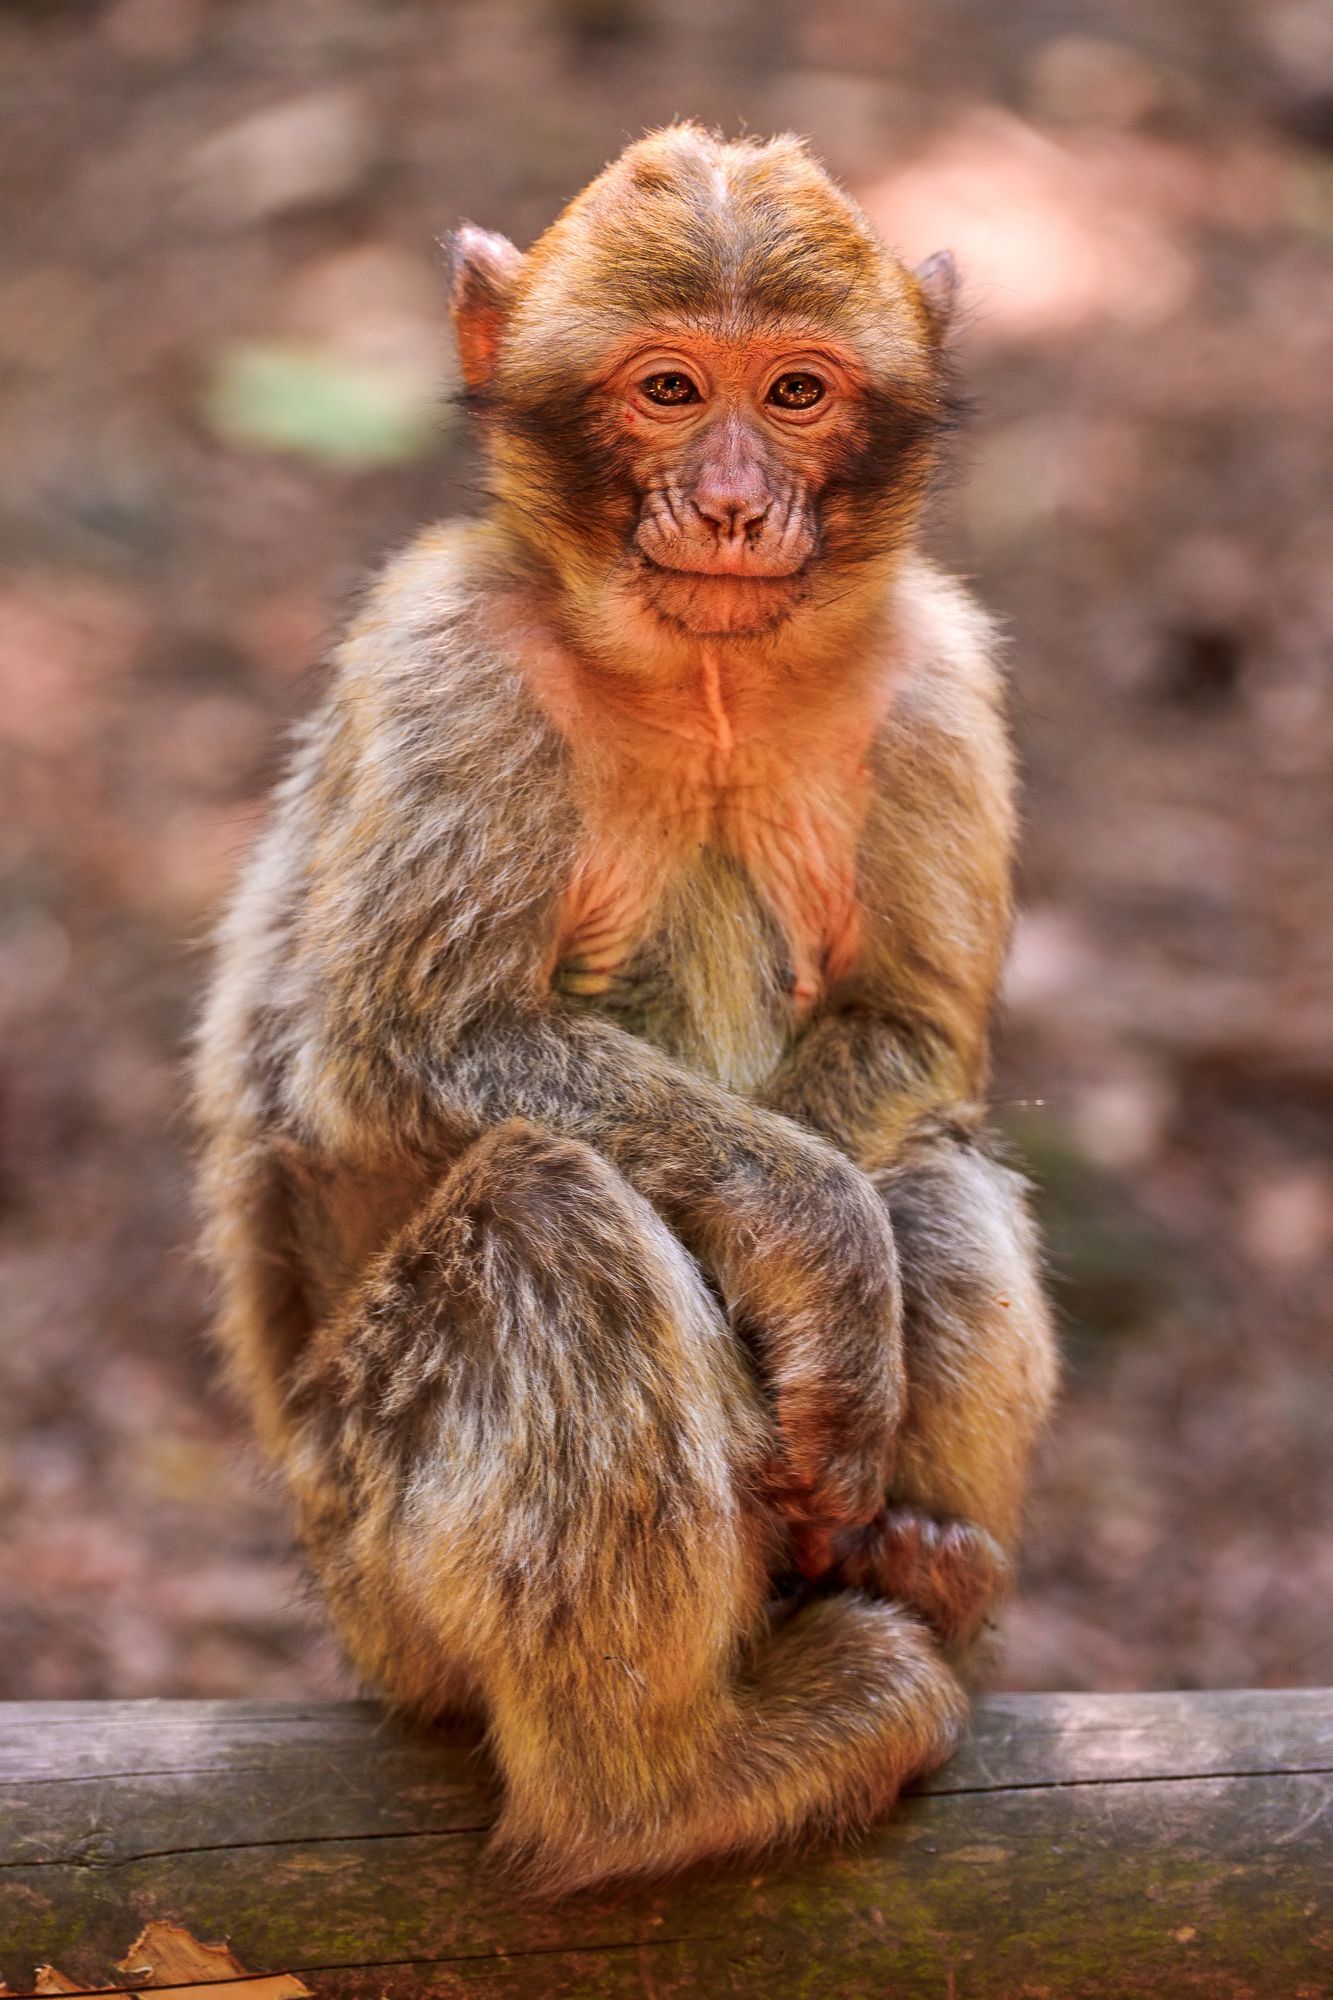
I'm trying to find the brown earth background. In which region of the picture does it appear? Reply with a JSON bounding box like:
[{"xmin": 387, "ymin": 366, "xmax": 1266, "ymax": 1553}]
[{"xmin": 1, "ymin": 0, "xmax": 1330, "ymax": 1702}]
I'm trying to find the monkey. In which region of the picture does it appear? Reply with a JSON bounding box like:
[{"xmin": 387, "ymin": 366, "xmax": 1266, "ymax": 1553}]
[{"xmin": 195, "ymin": 124, "xmax": 1057, "ymax": 1896}]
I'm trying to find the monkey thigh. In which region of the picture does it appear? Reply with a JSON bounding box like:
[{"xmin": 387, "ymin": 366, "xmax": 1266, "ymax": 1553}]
[
  {"xmin": 285, "ymin": 1116, "xmax": 772, "ymax": 1730},
  {"xmin": 837, "ymin": 1135, "xmax": 1057, "ymax": 1645}
]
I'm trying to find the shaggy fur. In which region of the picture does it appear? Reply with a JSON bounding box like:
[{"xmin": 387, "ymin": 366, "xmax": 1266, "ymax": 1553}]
[{"xmin": 195, "ymin": 125, "xmax": 1056, "ymax": 1895}]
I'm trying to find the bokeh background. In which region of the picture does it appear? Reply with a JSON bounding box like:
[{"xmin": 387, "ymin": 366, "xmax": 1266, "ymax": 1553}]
[{"xmin": 2, "ymin": 0, "xmax": 1330, "ymax": 1702}]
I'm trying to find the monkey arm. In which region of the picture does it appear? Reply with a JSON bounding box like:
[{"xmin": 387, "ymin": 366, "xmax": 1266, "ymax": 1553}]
[
  {"xmin": 758, "ymin": 1004, "xmax": 979, "ymax": 1166},
  {"xmin": 328, "ymin": 989, "xmax": 904, "ymax": 1535}
]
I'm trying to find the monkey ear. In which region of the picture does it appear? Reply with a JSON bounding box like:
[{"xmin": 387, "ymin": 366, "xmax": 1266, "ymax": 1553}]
[
  {"xmin": 446, "ymin": 224, "xmax": 525, "ymax": 391},
  {"xmin": 913, "ymin": 249, "xmax": 958, "ymax": 338}
]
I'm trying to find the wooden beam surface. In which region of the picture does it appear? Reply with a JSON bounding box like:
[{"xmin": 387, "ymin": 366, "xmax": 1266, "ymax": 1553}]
[{"xmin": 1, "ymin": 1690, "xmax": 1329, "ymax": 1997}]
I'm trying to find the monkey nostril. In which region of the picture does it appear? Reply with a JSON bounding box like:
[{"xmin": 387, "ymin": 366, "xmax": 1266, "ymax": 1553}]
[{"xmin": 693, "ymin": 493, "xmax": 770, "ymax": 539}]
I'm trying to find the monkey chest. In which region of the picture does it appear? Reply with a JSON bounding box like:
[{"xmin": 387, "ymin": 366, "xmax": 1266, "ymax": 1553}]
[
  {"xmin": 551, "ymin": 848, "xmax": 787, "ymax": 1090},
  {"xmin": 551, "ymin": 819, "xmax": 862, "ymax": 1093}
]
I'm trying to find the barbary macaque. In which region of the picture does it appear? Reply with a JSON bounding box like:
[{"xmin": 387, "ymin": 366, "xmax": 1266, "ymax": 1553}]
[{"xmin": 196, "ymin": 125, "xmax": 1056, "ymax": 1894}]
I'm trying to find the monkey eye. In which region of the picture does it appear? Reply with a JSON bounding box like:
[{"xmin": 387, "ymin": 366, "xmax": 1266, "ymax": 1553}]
[
  {"xmin": 640, "ymin": 371, "xmax": 701, "ymax": 406},
  {"xmin": 767, "ymin": 372, "xmax": 826, "ymax": 411}
]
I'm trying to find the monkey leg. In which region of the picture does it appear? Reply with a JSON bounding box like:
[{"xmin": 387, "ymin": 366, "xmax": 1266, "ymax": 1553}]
[
  {"xmin": 833, "ymin": 1130, "xmax": 1058, "ymax": 1651},
  {"xmin": 285, "ymin": 1118, "xmax": 966, "ymax": 1895}
]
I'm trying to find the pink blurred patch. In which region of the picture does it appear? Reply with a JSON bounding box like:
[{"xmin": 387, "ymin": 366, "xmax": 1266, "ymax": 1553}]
[{"xmin": 859, "ymin": 112, "xmax": 1196, "ymax": 341}]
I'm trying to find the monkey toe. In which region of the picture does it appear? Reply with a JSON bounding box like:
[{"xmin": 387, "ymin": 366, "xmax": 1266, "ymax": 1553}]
[{"xmin": 833, "ymin": 1505, "xmax": 1012, "ymax": 1649}]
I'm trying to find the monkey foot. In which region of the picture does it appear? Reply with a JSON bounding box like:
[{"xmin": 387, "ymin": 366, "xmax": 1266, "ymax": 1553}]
[{"xmin": 833, "ymin": 1506, "xmax": 1012, "ymax": 1649}]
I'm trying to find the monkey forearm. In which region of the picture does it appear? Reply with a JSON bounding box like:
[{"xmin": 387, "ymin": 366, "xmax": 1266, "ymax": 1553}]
[
  {"xmin": 759, "ymin": 1009, "xmax": 979, "ymax": 1167},
  {"xmin": 445, "ymin": 1006, "xmax": 776, "ymax": 1206},
  {"xmin": 443, "ymin": 1006, "xmax": 881, "ymax": 1268}
]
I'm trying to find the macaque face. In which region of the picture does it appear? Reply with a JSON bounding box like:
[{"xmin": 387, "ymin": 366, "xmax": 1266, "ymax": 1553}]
[
  {"xmin": 452, "ymin": 128, "xmax": 955, "ymax": 644},
  {"xmin": 602, "ymin": 330, "xmax": 862, "ymax": 635}
]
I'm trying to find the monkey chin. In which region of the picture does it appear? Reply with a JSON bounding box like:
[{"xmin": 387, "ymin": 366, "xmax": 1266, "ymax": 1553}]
[{"xmin": 639, "ymin": 564, "xmax": 811, "ymax": 638}]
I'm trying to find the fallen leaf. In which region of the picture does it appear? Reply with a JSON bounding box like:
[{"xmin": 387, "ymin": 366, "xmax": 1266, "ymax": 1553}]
[
  {"xmin": 116, "ymin": 1922, "xmax": 312, "ymax": 1996},
  {"xmin": 29, "ymin": 1920, "xmax": 313, "ymax": 1998}
]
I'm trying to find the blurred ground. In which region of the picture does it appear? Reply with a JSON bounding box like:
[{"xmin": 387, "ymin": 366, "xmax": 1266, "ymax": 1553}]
[{"xmin": 1, "ymin": 0, "xmax": 1330, "ymax": 1701}]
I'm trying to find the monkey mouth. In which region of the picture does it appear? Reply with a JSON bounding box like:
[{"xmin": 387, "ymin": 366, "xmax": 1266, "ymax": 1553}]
[
  {"xmin": 638, "ymin": 553, "xmax": 810, "ymax": 584},
  {"xmin": 634, "ymin": 557, "xmax": 812, "ymax": 635}
]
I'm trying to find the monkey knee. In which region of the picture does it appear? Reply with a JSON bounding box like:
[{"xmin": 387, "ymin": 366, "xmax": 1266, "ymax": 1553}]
[
  {"xmin": 446, "ymin": 1116, "xmax": 609, "ymax": 1216},
  {"xmin": 445, "ymin": 1119, "xmax": 672, "ymax": 1291},
  {"xmin": 308, "ymin": 1114, "xmax": 766, "ymax": 1571},
  {"xmin": 286, "ymin": 1123, "xmax": 615, "ymax": 1437},
  {"xmin": 873, "ymin": 1137, "xmax": 1047, "ymax": 1354},
  {"xmin": 870, "ymin": 1135, "xmax": 1056, "ymax": 1536}
]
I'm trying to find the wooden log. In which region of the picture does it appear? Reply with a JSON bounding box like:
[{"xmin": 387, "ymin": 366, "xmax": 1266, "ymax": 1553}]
[{"xmin": 1, "ymin": 1690, "xmax": 1328, "ymax": 1997}]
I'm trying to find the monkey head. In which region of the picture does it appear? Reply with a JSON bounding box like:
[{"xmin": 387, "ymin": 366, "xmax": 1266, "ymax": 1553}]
[{"xmin": 449, "ymin": 126, "xmax": 956, "ymax": 645}]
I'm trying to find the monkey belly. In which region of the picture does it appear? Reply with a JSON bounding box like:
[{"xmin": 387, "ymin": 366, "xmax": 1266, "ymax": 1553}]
[{"xmin": 553, "ymin": 847, "xmax": 797, "ymax": 1093}]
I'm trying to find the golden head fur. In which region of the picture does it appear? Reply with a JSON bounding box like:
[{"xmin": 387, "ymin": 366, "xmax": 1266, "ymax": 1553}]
[{"xmin": 450, "ymin": 126, "xmax": 957, "ymax": 661}]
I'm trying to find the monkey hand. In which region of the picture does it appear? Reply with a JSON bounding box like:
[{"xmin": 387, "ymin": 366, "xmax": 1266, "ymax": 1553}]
[
  {"xmin": 830, "ymin": 1505, "xmax": 1013, "ymax": 1649},
  {"xmin": 729, "ymin": 1145, "xmax": 904, "ymax": 1558}
]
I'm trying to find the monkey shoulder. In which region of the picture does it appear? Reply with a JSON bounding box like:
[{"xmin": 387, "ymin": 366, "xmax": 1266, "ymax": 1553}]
[
  {"xmin": 313, "ymin": 518, "xmax": 581, "ymax": 940},
  {"xmin": 331, "ymin": 523, "xmax": 570, "ymax": 790},
  {"xmin": 868, "ymin": 558, "xmax": 1016, "ymax": 850},
  {"xmin": 882, "ymin": 557, "xmax": 1009, "ymax": 754},
  {"xmin": 303, "ymin": 525, "xmax": 581, "ymax": 899},
  {"xmin": 198, "ymin": 527, "xmax": 580, "ymax": 1140}
]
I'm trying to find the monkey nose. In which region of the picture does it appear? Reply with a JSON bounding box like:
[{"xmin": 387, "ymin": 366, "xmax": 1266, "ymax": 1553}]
[{"xmin": 690, "ymin": 487, "xmax": 771, "ymax": 541}]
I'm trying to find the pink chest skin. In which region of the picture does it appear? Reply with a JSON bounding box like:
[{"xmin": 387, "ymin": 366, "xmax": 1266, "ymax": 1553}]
[{"xmin": 527, "ymin": 642, "xmax": 890, "ymax": 1014}]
